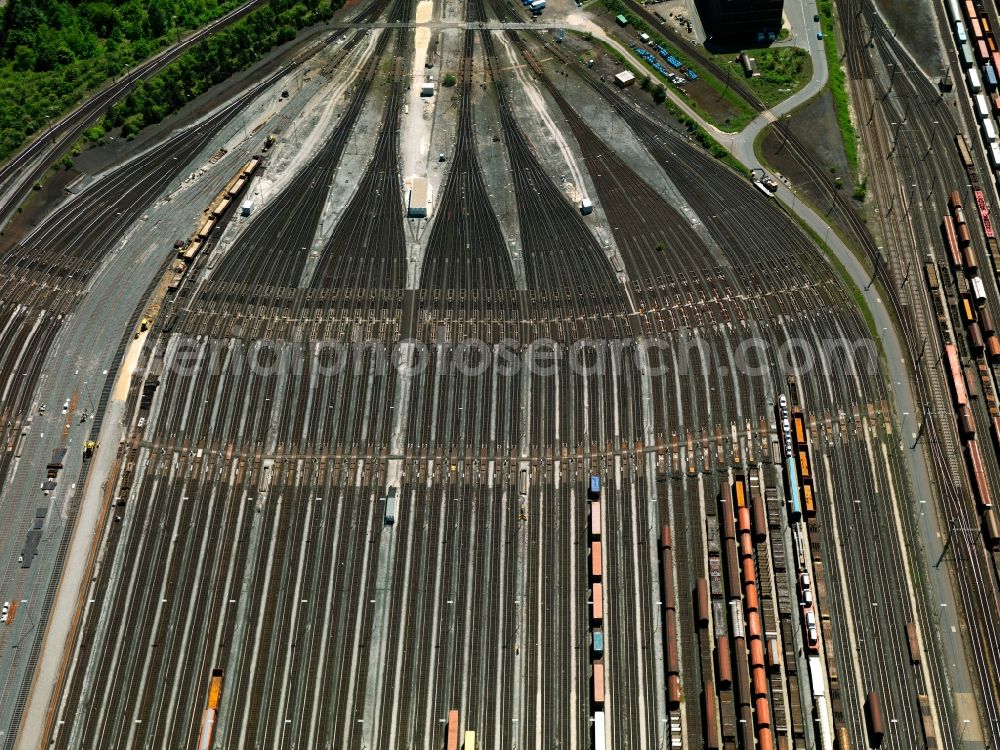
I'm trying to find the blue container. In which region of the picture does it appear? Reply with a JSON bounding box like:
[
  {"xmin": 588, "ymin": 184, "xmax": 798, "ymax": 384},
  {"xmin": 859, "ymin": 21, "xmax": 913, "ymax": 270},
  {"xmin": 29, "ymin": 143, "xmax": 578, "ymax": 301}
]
[{"xmin": 588, "ymin": 475, "xmax": 601, "ymax": 499}]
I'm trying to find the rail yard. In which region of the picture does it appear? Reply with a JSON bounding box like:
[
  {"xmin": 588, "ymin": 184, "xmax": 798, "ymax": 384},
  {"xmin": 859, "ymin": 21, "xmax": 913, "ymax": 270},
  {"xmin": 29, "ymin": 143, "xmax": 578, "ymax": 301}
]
[{"xmin": 0, "ymin": 0, "xmax": 997, "ymax": 747}]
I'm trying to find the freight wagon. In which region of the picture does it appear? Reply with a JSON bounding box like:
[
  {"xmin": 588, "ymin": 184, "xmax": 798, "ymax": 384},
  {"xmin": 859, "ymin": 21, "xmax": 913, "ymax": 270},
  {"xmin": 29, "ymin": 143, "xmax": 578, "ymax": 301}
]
[
  {"xmin": 943, "ymin": 215, "xmax": 963, "ymax": 267},
  {"xmin": 945, "ymin": 344, "xmax": 970, "ymax": 406},
  {"xmin": 972, "ymin": 275, "xmax": 988, "ymax": 305},
  {"xmin": 966, "ymin": 439, "xmax": 993, "ymax": 508},
  {"xmin": 588, "ymin": 474, "xmax": 601, "ymax": 499},
  {"xmin": 865, "ymin": 691, "xmax": 885, "ymax": 747},
  {"xmin": 447, "ymin": 711, "xmax": 460, "ymax": 750},
  {"xmin": 197, "ymin": 669, "xmax": 224, "ymax": 750}
]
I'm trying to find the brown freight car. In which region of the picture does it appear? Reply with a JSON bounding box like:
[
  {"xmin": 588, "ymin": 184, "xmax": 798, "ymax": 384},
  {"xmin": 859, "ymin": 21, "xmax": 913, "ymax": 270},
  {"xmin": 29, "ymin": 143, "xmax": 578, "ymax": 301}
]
[
  {"xmin": 755, "ymin": 696, "xmax": 772, "ymax": 729},
  {"xmin": 969, "ymin": 321, "xmax": 985, "ymax": 355},
  {"xmin": 985, "ymin": 508, "xmax": 1000, "ymax": 550},
  {"xmin": 959, "ymin": 404, "xmax": 976, "ymax": 439},
  {"xmin": 695, "ymin": 578, "xmax": 710, "ymax": 627},
  {"xmin": 716, "ymin": 636, "xmax": 733, "ymax": 688},
  {"xmin": 980, "ymin": 306, "xmax": 996, "ymax": 334},
  {"xmin": 988, "ymin": 333, "xmax": 1000, "ymax": 362},
  {"xmin": 866, "ymin": 691, "xmax": 885, "ymax": 747},
  {"xmin": 943, "ymin": 215, "xmax": 963, "ymax": 268},
  {"xmin": 966, "ymin": 439, "xmax": 994, "ymax": 508},
  {"xmin": 905, "ymin": 622, "xmax": 921, "ymax": 664},
  {"xmin": 704, "ymin": 681, "xmax": 721, "ymax": 750}
]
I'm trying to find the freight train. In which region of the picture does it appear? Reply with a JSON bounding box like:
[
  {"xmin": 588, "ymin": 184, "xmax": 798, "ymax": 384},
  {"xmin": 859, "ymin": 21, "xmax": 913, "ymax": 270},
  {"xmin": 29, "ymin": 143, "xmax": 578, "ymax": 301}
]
[{"xmin": 168, "ymin": 155, "xmax": 262, "ymax": 293}]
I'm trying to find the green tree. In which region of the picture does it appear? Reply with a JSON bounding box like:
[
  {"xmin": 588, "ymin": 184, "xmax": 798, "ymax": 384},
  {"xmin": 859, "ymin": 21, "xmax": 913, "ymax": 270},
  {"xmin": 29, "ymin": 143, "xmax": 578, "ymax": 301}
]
[
  {"xmin": 12, "ymin": 46, "xmax": 35, "ymax": 72},
  {"xmin": 652, "ymin": 83, "xmax": 667, "ymax": 103}
]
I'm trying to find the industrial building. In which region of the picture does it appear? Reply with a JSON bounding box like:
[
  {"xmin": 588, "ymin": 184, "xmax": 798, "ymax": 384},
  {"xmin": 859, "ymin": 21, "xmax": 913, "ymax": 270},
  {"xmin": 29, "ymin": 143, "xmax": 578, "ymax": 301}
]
[
  {"xmin": 408, "ymin": 177, "xmax": 429, "ymax": 218},
  {"xmin": 695, "ymin": 0, "xmax": 784, "ymax": 42}
]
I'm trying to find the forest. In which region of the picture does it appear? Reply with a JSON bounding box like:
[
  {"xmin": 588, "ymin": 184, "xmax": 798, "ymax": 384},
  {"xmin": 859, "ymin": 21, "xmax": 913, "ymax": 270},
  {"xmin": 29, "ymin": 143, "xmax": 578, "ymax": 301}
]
[{"xmin": 0, "ymin": 0, "xmax": 336, "ymax": 164}]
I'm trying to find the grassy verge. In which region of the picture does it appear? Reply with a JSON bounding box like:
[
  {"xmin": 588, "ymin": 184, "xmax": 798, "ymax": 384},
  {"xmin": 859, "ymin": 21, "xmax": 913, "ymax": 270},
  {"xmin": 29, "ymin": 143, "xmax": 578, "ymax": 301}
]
[
  {"xmin": 818, "ymin": 0, "xmax": 858, "ymax": 174},
  {"xmin": 705, "ymin": 47, "xmax": 813, "ymax": 109},
  {"xmin": 662, "ymin": 99, "xmax": 748, "ymax": 173}
]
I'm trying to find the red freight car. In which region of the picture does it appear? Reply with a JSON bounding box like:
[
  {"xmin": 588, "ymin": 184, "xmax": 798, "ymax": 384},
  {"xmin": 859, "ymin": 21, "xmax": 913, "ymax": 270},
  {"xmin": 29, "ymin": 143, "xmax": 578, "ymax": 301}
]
[
  {"xmin": 660, "ymin": 525, "xmax": 675, "ymax": 609},
  {"xmin": 945, "ymin": 344, "xmax": 970, "ymax": 406},
  {"xmin": 704, "ymin": 681, "xmax": 721, "ymax": 750},
  {"xmin": 866, "ymin": 691, "xmax": 885, "ymax": 747},
  {"xmin": 590, "ymin": 541, "xmax": 602, "ymax": 580},
  {"xmin": 592, "ymin": 663, "xmax": 605, "ymax": 706},
  {"xmin": 943, "ymin": 215, "xmax": 963, "ymax": 268},
  {"xmin": 591, "ymin": 583, "xmax": 603, "ymax": 625},
  {"xmin": 447, "ymin": 710, "xmax": 460, "ymax": 750},
  {"xmin": 966, "ymin": 439, "xmax": 993, "ymax": 508}
]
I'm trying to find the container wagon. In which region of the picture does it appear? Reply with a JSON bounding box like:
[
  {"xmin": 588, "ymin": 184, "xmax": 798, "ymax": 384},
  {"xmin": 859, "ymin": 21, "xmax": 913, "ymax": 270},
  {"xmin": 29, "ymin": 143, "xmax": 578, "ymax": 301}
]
[
  {"xmin": 592, "ymin": 663, "xmax": 605, "ymax": 706},
  {"xmin": 591, "ymin": 583, "xmax": 603, "ymax": 624},
  {"xmin": 963, "ymin": 40, "xmax": 976, "ymax": 68},
  {"xmin": 987, "ymin": 62, "xmax": 998, "ymax": 90},
  {"xmin": 984, "ymin": 117, "xmax": 998, "ymax": 142},
  {"xmin": 590, "ymin": 541, "xmax": 602, "ymax": 580},
  {"xmin": 594, "ymin": 711, "xmax": 607, "ymax": 750},
  {"xmin": 957, "ymin": 20, "xmax": 968, "ymax": 43},
  {"xmin": 977, "ymin": 92, "xmax": 992, "ymax": 118},
  {"xmin": 464, "ymin": 730, "xmax": 476, "ymax": 749},
  {"xmin": 588, "ymin": 474, "xmax": 601, "ymax": 499},
  {"xmin": 979, "ymin": 39, "xmax": 992, "ymax": 65}
]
